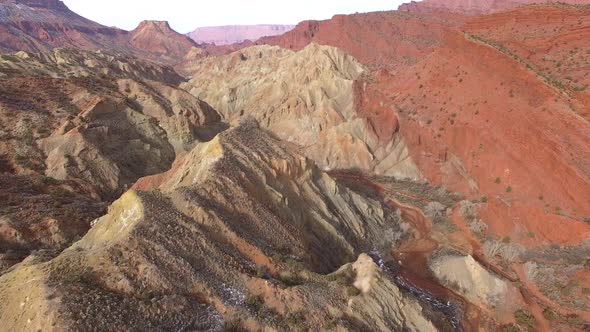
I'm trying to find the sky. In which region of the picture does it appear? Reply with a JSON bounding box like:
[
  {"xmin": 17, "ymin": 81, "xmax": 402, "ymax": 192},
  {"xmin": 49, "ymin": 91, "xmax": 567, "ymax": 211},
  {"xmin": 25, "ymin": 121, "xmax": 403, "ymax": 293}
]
[{"xmin": 62, "ymin": 0, "xmax": 409, "ymax": 33}]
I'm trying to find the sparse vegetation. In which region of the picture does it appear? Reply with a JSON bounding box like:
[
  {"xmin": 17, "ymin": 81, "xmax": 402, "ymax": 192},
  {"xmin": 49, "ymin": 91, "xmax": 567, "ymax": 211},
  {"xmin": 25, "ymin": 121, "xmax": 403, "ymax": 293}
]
[
  {"xmin": 514, "ymin": 309, "xmax": 535, "ymax": 331},
  {"xmin": 483, "ymin": 239, "xmax": 523, "ymax": 262}
]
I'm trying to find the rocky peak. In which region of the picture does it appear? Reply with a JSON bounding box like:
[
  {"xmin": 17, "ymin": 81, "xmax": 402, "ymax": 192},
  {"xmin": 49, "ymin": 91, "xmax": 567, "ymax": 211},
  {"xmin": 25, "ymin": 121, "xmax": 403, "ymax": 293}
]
[
  {"xmin": 130, "ymin": 20, "xmax": 198, "ymax": 59},
  {"xmin": 133, "ymin": 20, "xmax": 175, "ymax": 34}
]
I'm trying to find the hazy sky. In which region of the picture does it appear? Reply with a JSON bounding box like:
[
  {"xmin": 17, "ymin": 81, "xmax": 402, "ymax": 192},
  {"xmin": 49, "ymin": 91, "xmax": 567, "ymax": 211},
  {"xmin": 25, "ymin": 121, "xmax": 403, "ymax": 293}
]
[{"xmin": 62, "ymin": 0, "xmax": 409, "ymax": 33}]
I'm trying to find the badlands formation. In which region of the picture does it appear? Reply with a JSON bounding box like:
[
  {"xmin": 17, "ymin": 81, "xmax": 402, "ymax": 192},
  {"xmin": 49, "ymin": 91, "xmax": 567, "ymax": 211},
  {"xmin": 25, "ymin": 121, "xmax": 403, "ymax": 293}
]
[{"xmin": 0, "ymin": 0, "xmax": 590, "ymax": 331}]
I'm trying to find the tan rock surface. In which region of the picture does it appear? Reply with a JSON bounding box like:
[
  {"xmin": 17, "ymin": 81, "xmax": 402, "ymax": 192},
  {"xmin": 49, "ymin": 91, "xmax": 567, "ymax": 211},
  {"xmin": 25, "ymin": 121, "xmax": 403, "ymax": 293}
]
[
  {"xmin": 429, "ymin": 255, "xmax": 519, "ymax": 308},
  {"xmin": 183, "ymin": 44, "xmax": 421, "ymax": 179}
]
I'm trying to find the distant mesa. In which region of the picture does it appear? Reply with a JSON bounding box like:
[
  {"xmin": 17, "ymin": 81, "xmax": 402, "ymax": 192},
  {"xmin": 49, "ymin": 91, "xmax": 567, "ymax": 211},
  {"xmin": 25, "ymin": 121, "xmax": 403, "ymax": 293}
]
[{"xmin": 188, "ymin": 24, "xmax": 295, "ymax": 45}]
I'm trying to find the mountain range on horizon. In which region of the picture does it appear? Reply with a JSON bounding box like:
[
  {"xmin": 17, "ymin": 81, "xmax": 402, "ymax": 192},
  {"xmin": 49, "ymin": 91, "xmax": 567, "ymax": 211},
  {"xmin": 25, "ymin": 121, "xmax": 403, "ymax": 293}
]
[{"xmin": 1, "ymin": 0, "xmax": 590, "ymax": 330}]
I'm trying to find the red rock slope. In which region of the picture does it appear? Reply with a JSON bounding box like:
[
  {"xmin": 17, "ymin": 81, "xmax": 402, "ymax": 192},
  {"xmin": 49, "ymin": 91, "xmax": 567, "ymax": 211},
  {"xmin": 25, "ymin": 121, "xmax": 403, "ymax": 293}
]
[
  {"xmin": 259, "ymin": 11, "xmax": 465, "ymax": 70},
  {"xmin": 398, "ymin": 0, "xmax": 590, "ymax": 15}
]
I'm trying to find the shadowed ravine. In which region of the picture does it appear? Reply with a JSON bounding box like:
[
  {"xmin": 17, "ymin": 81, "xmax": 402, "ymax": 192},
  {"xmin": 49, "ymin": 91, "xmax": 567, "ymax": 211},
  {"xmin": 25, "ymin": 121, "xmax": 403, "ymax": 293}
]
[{"xmin": 330, "ymin": 171, "xmax": 485, "ymax": 332}]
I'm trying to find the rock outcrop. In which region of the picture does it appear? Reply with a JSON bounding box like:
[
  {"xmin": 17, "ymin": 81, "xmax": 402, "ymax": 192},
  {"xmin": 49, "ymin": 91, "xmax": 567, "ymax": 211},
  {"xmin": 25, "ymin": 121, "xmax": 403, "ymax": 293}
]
[
  {"xmin": 0, "ymin": 120, "xmax": 439, "ymax": 331},
  {"xmin": 429, "ymin": 255, "xmax": 518, "ymax": 308},
  {"xmin": 41, "ymin": 98, "xmax": 176, "ymax": 199},
  {"xmin": 183, "ymin": 44, "xmax": 421, "ymax": 179}
]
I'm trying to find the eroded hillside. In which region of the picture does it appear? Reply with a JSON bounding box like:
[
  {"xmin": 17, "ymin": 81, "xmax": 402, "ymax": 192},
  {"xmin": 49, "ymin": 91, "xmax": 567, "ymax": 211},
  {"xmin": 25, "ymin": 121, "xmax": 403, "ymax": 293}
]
[
  {"xmin": 0, "ymin": 48, "xmax": 225, "ymax": 273},
  {"xmin": 183, "ymin": 44, "xmax": 421, "ymax": 179},
  {"xmin": 1, "ymin": 1, "xmax": 590, "ymax": 331},
  {"xmin": 0, "ymin": 120, "xmax": 446, "ymax": 331}
]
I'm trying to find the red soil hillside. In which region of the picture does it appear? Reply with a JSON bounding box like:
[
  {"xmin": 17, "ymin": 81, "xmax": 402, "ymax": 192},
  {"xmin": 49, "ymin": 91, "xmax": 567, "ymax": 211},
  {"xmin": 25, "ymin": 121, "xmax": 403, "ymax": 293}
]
[
  {"xmin": 130, "ymin": 20, "xmax": 199, "ymax": 62},
  {"xmin": 380, "ymin": 30, "xmax": 590, "ymax": 245},
  {"xmin": 259, "ymin": 11, "xmax": 466, "ymax": 70},
  {"xmin": 464, "ymin": 4, "xmax": 590, "ymax": 117},
  {"xmin": 398, "ymin": 0, "xmax": 590, "ymax": 15}
]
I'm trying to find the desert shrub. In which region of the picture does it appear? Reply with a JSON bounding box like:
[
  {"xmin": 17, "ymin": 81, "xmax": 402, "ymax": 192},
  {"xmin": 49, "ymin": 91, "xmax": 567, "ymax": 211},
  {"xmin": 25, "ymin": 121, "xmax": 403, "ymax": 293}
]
[
  {"xmin": 245, "ymin": 294, "xmax": 264, "ymax": 311},
  {"xmin": 223, "ymin": 318, "xmax": 242, "ymax": 332},
  {"xmin": 41, "ymin": 176, "xmax": 59, "ymax": 185},
  {"xmin": 542, "ymin": 308, "xmax": 556, "ymax": 321},
  {"xmin": 424, "ymin": 201, "xmax": 446, "ymax": 223},
  {"xmin": 514, "ymin": 309, "xmax": 535, "ymax": 331},
  {"xmin": 278, "ymin": 272, "xmax": 303, "ymax": 287},
  {"xmin": 285, "ymin": 312, "xmax": 305, "ymax": 327},
  {"xmin": 502, "ymin": 324, "xmax": 519, "ymax": 332},
  {"xmin": 468, "ymin": 219, "xmax": 488, "ymax": 238},
  {"xmin": 346, "ymin": 286, "xmax": 361, "ymax": 297},
  {"xmin": 483, "ymin": 239, "xmax": 523, "ymax": 262},
  {"xmin": 524, "ymin": 261, "xmax": 538, "ymax": 282}
]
